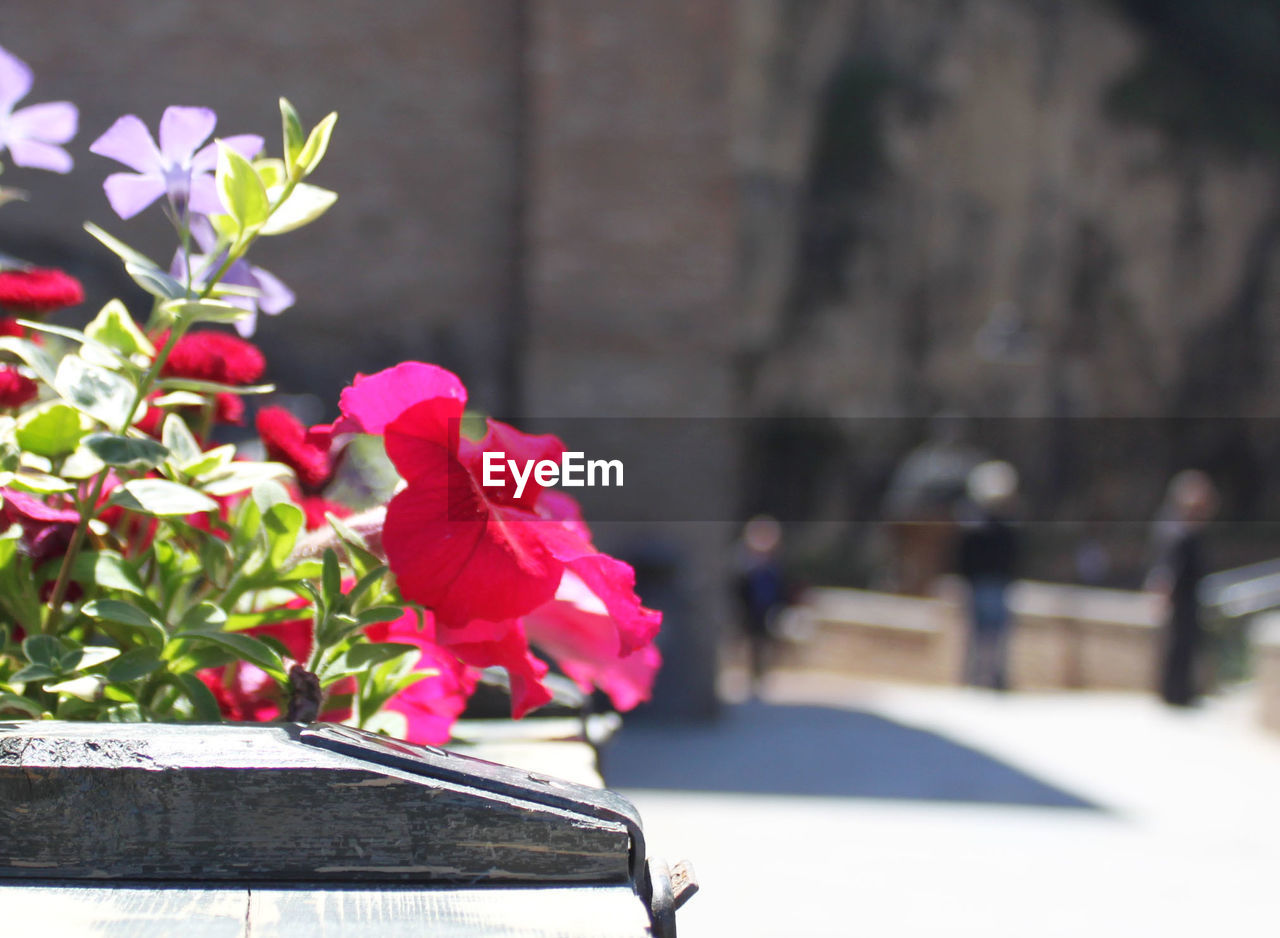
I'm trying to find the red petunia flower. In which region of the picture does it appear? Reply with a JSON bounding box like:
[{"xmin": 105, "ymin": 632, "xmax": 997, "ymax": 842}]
[
  {"xmin": 0, "ymin": 366, "xmax": 37, "ymax": 408},
  {"xmin": 365, "ymin": 609, "xmax": 479, "ymax": 742},
  {"xmin": 523, "ymin": 571, "xmax": 662, "ymax": 712},
  {"xmin": 0, "ymin": 488, "xmax": 80, "ymax": 566},
  {"xmin": 299, "ymin": 494, "xmax": 351, "ymax": 531},
  {"xmin": 0, "ymin": 268, "xmax": 84, "ymax": 314},
  {"xmin": 257, "ymin": 405, "xmax": 332, "ymax": 492},
  {"xmin": 158, "ymin": 330, "xmax": 265, "ymax": 385},
  {"xmin": 327, "ymin": 362, "xmax": 562, "ymax": 626},
  {"xmin": 327, "ymin": 361, "xmax": 662, "ymax": 718}
]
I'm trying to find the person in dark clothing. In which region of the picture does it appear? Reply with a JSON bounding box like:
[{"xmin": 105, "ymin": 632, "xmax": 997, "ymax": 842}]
[
  {"xmin": 1147, "ymin": 470, "xmax": 1218, "ymax": 707},
  {"xmin": 734, "ymin": 515, "xmax": 787, "ymax": 696},
  {"xmin": 956, "ymin": 461, "xmax": 1020, "ymax": 690}
]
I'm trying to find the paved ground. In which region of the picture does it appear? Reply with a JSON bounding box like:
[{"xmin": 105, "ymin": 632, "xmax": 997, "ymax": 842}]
[{"xmin": 604, "ymin": 672, "xmax": 1280, "ymax": 937}]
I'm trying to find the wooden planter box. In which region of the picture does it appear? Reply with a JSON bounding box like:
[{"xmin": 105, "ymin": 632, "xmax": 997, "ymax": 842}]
[{"xmin": 0, "ymin": 721, "xmax": 692, "ymax": 936}]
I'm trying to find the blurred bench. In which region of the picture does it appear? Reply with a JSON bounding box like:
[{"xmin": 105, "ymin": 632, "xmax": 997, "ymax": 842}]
[
  {"xmin": 1253, "ymin": 613, "xmax": 1280, "ymax": 732},
  {"xmin": 782, "ymin": 580, "xmax": 1163, "ymax": 690}
]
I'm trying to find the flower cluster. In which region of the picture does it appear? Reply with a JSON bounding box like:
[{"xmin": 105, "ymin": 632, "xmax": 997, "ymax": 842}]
[{"xmin": 0, "ymin": 45, "xmax": 661, "ymax": 743}]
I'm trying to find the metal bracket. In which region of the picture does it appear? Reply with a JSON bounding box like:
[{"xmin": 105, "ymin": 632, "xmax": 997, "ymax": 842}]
[{"xmin": 642, "ymin": 858, "xmax": 699, "ymax": 938}]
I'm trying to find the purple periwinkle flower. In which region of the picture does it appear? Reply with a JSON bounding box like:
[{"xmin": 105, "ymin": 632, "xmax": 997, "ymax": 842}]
[
  {"xmin": 0, "ymin": 45, "xmax": 78, "ymax": 174},
  {"xmin": 90, "ymin": 106, "xmax": 262, "ymax": 220},
  {"xmin": 172, "ymin": 217, "xmax": 295, "ymax": 337}
]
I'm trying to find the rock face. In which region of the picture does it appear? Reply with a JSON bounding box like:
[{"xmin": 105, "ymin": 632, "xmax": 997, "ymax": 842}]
[{"xmin": 736, "ymin": 0, "xmax": 1280, "ymax": 571}]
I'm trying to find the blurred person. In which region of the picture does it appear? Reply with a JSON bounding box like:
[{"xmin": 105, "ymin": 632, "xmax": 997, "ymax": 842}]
[
  {"xmin": 956, "ymin": 461, "xmax": 1020, "ymax": 690},
  {"xmin": 733, "ymin": 515, "xmax": 788, "ymax": 697},
  {"xmin": 881, "ymin": 415, "xmax": 984, "ymax": 594},
  {"xmin": 1146, "ymin": 470, "xmax": 1218, "ymax": 707}
]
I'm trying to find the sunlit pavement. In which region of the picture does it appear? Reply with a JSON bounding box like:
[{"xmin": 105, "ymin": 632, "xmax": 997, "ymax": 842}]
[{"xmin": 606, "ymin": 673, "xmax": 1280, "ymax": 937}]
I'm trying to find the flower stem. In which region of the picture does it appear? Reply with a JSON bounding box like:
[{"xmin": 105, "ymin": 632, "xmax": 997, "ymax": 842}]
[{"xmin": 42, "ymin": 327, "xmax": 187, "ymax": 634}]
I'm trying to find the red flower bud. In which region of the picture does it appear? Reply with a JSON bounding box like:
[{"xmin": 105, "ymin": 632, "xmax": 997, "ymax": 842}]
[
  {"xmin": 158, "ymin": 330, "xmax": 266, "ymax": 385},
  {"xmin": 0, "ymin": 366, "xmax": 37, "ymax": 408},
  {"xmin": 0, "ymin": 268, "xmax": 84, "ymax": 314}
]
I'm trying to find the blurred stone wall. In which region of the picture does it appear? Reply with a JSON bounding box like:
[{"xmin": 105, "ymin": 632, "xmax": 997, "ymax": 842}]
[{"xmin": 735, "ymin": 0, "xmax": 1280, "ymax": 580}]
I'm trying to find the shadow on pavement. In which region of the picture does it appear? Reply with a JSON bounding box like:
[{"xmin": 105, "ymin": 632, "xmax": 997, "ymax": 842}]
[{"xmin": 601, "ymin": 700, "xmax": 1100, "ymax": 809}]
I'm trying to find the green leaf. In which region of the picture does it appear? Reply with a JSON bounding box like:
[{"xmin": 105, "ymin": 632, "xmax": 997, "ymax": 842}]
[
  {"xmin": 81, "ymin": 599, "xmax": 167, "ymax": 646},
  {"xmin": 62, "ymin": 446, "xmax": 107, "ymax": 480},
  {"xmin": 198, "ymin": 460, "xmax": 291, "ymax": 497},
  {"xmin": 322, "ymin": 548, "xmax": 342, "ymax": 605},
  {"xmin": 0, "ymin": 336, "xmax": 56, "ymax": 384},
  {"xmin": 227, "ymin": 604, "xmax": 314, "ymax": 631},
  {"xmin": 0, "ymin": 691, "xmax": 46, "ymax": 717},
  {"xmin": 15, "ymin": 403, "xmax": 86, "ymax": 458},
  {"xmin": 11, "ymin": 663, "xmax": 57, "ymax": 683},
  {"xmin": 177, "ymin": 602, "xmax": 228, "ymax": 632},
  {"xmin": 111, "ymin": 479, "xmax": 218, "ymax": 516},
  {"xmin": 85, "ymin": 299, "xmax": 156, "ymax": 357},
  {"xmin": 9, "ymin": 469, "xmax": 74, "ymax": 494},
  {"xmin": 157, "ymin": 378, "xmax": 273, "ymax": 396},
  {"xmin": 127, "ymin": 263, "xmax": 187, "ymax": 300},
  {"xmin": 297, "ymin": 112, "xmax": 337, "ymax": 176},
  {"xmin": 66, "ymin": 645, "xmax": 121, "ymax": 672},
  {"xmin": 106, "ymin": 647, "xmax": 163, "ymax": 682},
  {"xmin": 83, "ymin": 222, "xmax": 159, "ymax": 271},
  {"xmin": 263, "ymin": 501, "xmax": 305, "ymax": 569},
  {"xmin": 252, "ymin": 479, "xmax": 291, "ymax": 513},
  {"xmin": 23, "ymin": 634, "xmax": 66, "ymax": 670},
  {"xmin": 162, "ymin": 414, "xmax": 203, "ymax": 466},
  {"xmin": 83, "ymin": 433, "xmax": 169, "ymax": 471},
  {"xmin": 346, "ymin": 564, "xmax": 390, "ymax": 608},
  {"xmin": 152, "ymin": 391, "xmax": 207, "ymax": 409},
  {"xmin": 216, "ymin": 142, "xmax": 270, "ymax": 233},
  {"xmin": 172, "ymin": 672, "xmax": 223, "ymax": 721},
  {"xmin": 280, "ymin": 97, "xmax": 306, "ymax": 167},
  {"xmin": 261, "ymin": 183, "xmax": 337, "ymax": 236},
  {"xmin": 181, "ymin": 443, "xmax": 235, "ymax": 478},
  {"xmin": 355, "ymin": 605, "xmax": 404, "ymax": 628},
  {"xmin": 161, "ymin": 297, "xmax": 251, "ymax": 326},
  {"xmin": 325, "ymin": 512, "xmax": 381, "ymax": 574},
  {"xmin": 54, "ymin": 355, "xmax": 136, "ymax": 431},
  {"xmin": 171, "ymin": 630, "xmax": 287, "ymax": 681},
  {"xmin": 321, "ymin": 641, "xmax": 419, "ymax": 686},
  {"xmin": 72, "ymin": 551, "xmax": 145, "ymax": 595},
  {"xmin": 44, "ymin": 675, "xmax": 106, "ymax": 701}
]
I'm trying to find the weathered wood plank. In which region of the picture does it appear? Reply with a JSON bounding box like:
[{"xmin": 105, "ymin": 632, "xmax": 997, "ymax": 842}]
[
  {"xmin": 0, "ymin": 882, "xmax": 655, "ymax": 937},
  {"xmin": 247, "ymin": 884, "xmax": 653, "ymax": 937},
  {"xmin": 0, "ymin": 882, "xmax": 248, "ymax": 937},
  {"xmin": 0, "ymin": 722, "xmax": 633, "ymax": 883}
]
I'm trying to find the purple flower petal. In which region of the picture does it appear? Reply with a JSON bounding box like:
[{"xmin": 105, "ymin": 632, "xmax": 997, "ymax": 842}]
[
  {"xmin": 158, "ymin": 106, "xmax": 216, "ymax": 165},
  {"xmin": 250, "ymin": 265, "xmax": 294, "ymax": 315},
  {"xmin": 0, "ymin": 46, "xmax": 33, "ymax": 114},
  {"xmin": 187, "ymin": 173, "xmax": 223, "ymax": 216},
  {"xmin": 187, "ymin": 214, "xmax": 219, "ymax": 252},
  {"xmin": 9, "ymin": 101, "xmax": 78, "ymax": 145},
  {"xmin": 7, "ymin": 138, "xmax": 72, "ymax": 173},
  {"xmin": 232, "ymin": 309, "xmax": 260, "ymax": 338},
  {"xmin": 90, "ymin": 114, "xmax": 161, "ymax": 174},
  {"xmin": 190, "ymin": 133, "xmax": 265, "ymax": 174},
  {"xmin": 102, "ymin": 172, "xmax": 167, "ymax": 219}
]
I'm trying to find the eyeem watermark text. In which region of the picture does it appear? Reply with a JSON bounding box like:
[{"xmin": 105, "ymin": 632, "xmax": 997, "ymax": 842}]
[{"xmin": 482, "ymin": 452, "xmax": 623, "ymax": 498}]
